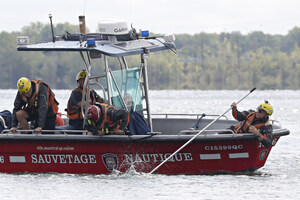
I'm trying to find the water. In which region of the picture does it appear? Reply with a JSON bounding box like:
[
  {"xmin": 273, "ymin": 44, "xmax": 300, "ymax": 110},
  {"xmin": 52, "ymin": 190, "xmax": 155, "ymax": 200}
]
[{"xmin": 0, "ymin": 90, "xmax": 299, "ymax": 200}]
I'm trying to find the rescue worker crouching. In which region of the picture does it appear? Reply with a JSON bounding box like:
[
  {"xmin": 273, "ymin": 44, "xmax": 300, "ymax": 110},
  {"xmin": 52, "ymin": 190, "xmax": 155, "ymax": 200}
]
[
  {"xmin": 84, "ymin": 103, "xmax": 130, "ymax": 135},
  {"xmin": 10, "ymin": 77, "xmax": 59, "ymax": 134},
  {"xmin": 56, "ymin": 70, "xmax": 103, "ymax": 132},
  {"xmin": 230, "ymin": 100, "xmax": 273, "ymax": 147}
]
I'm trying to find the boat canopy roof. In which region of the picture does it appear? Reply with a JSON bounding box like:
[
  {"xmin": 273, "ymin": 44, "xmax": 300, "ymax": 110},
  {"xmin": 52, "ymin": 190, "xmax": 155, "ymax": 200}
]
[
  {"xmin": 16, "ymin": 26, "xmax": 176, "ymax": 129},
  {"xmin": 17, "ymin": 36, "xmax": 175, "ymax": 57}
]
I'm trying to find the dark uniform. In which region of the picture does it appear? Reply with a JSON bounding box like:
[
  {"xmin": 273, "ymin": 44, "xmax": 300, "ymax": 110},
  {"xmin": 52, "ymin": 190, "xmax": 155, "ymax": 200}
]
[
  {"xmin": 12, "ymin": 81, "xmax": 58, "ymax": 130},
  {"xmin": 66, "ymin": 88, "xmax": 102, "ymax": 129}
]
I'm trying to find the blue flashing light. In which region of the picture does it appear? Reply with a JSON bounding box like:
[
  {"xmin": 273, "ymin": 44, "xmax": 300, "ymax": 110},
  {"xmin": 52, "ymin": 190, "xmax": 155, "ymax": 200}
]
[
  {"xmin": 141, "ymin": 30, "xmax": 149, "ymax": 37},
  {"xmin": 87, "ymin": 39, "xmax": 96, "ymax": 47}
]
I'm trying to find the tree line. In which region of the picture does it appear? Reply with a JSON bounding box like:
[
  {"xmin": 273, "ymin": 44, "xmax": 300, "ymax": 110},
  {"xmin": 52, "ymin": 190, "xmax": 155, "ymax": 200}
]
[{"xmin": 1, "ymin": 22, "xmax": 300, "ymax": 90}]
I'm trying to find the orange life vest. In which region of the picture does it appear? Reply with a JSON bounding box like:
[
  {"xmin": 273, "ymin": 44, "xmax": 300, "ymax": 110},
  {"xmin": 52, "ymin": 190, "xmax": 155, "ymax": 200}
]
[
  {"xmin": 234, "ymin": 111, "xmax": 271, "ymax": 133},
  {"xmin": 21, "ymin": 80, "xmax": 58, "ymax": 114},
  {"xmin": 56, "ymin": 113, "xmax": 65, "ymax": 126},
  {"xmin": 67, "ymin": 88, "xmax": 96, "ymax": 120},
  {"xmin": 98, "ymin": 103, "xmax": 130, "ymax": 133}
]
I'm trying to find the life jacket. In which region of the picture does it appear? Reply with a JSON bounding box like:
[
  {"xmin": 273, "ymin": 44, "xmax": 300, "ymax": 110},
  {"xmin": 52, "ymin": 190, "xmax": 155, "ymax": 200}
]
[
  {"xmin": 56, "ymin": 113, "xmax": 65, "ymax": 126},
  {"xmin": 67, "ymin": 88, "xmax": 97, "ymax": 120},
  {"xmin": 89, "ymin": 103, "xmax": 130, "ymax": 134},
  {"xmin": 234, "ymin": 111, "xmax": 271, "ymax": 133},
  {"xmin": 21, "ymin": 80, "xmax": 58, "ymax": 114}
]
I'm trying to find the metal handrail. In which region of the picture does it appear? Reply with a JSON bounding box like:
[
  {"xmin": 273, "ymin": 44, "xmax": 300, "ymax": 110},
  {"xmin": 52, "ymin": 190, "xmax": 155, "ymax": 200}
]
[
  {"xmin": 270, "ymin": 119, "xmax": 282, "ymax": 128},
  {"xmin": 90, "ymin": 82, "xmax": 107, "ymax": 101},
  {"xmin": 178, "ymin": 129, "xmax": 235, "ymax": 136},
  {"xmin": 151, "ymin": 113, "xmax": 228, "ymax": 120},
  {"xmin": 1, "ymin": 129, "xmax": 89, "ymax": 135}
]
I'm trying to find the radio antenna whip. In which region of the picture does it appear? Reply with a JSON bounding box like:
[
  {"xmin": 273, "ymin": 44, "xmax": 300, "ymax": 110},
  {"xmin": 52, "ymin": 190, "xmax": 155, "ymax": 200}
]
[{"xmin": 83, "ymin": 0, "xmax": 87, "ymax": 16}]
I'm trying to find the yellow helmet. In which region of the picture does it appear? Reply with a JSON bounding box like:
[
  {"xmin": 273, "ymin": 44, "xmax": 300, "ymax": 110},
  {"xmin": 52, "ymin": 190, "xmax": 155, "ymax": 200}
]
[
  {"xmin": 257, "ymin": 100, "xmax": 273, "ymax": 116},
  {"xmin": 17, "ymin": 77, "xmax": 31, "ymax": 94},
  {"xmin": 76, "ymin": 70, "xmax": 87, "ymax": 81}
]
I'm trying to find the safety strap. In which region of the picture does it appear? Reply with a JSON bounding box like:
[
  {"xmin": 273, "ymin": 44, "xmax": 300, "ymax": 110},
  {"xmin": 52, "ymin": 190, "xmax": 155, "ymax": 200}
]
[
  {"xmin": 35, "ymin": 81, "xmax": 40, "ymax": 104},
  {"xmin": 100, "ymin": 106, "xmax": 108, "ymax": 129}
]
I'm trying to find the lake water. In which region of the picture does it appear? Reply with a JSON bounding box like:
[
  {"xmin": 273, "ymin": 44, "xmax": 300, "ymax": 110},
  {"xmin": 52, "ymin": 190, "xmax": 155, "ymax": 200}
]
[{"xmin": 0, "ymin": 89, "xmax": 298, "ymax": 200}]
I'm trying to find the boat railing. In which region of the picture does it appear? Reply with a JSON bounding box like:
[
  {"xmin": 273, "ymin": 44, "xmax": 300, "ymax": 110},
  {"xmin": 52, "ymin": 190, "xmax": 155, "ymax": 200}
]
[
  {"xmin": 178, "ymin": 129, "xmax": 235, "ymax": 136},
  {"xmin": 0, "ymin": 129, "xmax": 163, "ymax": 137},
  {"xmin": 90, "ymin": 81, "xmax": 107, "ymax": 101},
  {"xmin": 151, "ymin": 113, "xmax": 228, "ymax": 120},
  {"xmin": 270, "ymin": 119, "xmax": 282, "ymax": 128},
  {"xmin": 1, "ymin": 129, "xmax": 89, "ymax": 135}
]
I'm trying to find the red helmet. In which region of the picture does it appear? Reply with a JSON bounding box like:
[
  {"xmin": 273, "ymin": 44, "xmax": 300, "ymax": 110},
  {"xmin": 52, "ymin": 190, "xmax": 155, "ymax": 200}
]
[{"xmin": 87, "ymin": 105, "xmax": 101, "ymax": 122}]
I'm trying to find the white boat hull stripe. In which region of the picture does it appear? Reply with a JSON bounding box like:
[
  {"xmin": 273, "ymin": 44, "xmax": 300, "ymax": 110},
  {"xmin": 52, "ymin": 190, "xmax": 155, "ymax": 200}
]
[
  {"xmin": 9, "ymin": 156, "xmax": 26, "ymax": 163},
  {"xmin": 200, "ymin": 154, "xmax": 221, "ymax": 160},
  {"xmin": 229, "ymin": 152, "xmax": 249, "ymax": 159}
]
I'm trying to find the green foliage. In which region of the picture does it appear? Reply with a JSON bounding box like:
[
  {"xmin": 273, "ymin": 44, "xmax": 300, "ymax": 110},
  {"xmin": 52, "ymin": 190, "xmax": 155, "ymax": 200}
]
[{"xmin": 1, "ymin": 22, "xmax": 300, "ymax": 89}]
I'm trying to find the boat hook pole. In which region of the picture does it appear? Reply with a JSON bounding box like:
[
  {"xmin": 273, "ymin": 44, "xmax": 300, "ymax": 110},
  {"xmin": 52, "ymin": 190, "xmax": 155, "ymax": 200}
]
[{"xmin": 149, "ymin": 87, "xmax": 256, "ymax": 174}]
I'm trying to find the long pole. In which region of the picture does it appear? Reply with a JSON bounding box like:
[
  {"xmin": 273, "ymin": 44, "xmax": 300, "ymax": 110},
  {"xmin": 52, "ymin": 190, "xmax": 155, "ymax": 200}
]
[
  {"xmin": 49, "ymin": 14, "xmax": 55, "ymax": 43},
  {"xmin": 149, "ymin": 88, "xmax": 256, "ymax": 174}
]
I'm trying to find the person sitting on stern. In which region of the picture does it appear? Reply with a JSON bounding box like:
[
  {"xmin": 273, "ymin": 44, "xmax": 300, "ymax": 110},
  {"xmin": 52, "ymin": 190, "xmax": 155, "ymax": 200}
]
[{"xmin": 230, "ymin": 100, "xmax": 273, "ymax": 147}]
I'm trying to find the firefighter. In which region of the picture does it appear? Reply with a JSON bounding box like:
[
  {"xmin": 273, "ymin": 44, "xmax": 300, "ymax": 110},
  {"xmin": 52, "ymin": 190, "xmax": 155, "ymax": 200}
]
[
  {"xmin": 84, "ymin": 103, "xmax": 130, "ymax": 135},
  {"xmin": 56, "ymin": 70, "xmax": 103, "ymax": 131},
  {"xmin": 230, "ymin": 100, "xmax": 273, "ymax": 147},
  {"xmin": 10, "ymin": 77, "xmax": 59, "ymax": 133}
]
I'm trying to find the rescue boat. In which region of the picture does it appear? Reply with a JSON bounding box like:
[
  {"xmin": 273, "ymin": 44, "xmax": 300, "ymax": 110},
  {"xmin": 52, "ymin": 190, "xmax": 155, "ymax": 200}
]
[{"xmin": 0, "ymin": 17, "xmax": 289, "ymax": 175}]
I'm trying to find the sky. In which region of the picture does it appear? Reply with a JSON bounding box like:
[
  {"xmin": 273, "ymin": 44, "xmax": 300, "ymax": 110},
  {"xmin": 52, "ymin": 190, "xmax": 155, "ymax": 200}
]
[{"xmin": 1, "ymin": 0, "xmax": 300, "ymax": 35}]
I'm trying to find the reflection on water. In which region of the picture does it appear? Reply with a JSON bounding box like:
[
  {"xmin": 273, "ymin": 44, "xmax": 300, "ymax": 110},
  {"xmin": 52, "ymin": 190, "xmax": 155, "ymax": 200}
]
[{"xmin": 0, "ymin": 90, "xmax": 299, "ymax": 200}]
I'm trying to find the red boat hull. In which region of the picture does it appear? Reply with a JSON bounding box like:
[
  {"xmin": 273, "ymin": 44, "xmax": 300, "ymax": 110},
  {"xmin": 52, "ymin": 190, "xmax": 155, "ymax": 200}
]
[{"xmin": 0, "ymin": 134, "xmax": 283, "ymax": 174}]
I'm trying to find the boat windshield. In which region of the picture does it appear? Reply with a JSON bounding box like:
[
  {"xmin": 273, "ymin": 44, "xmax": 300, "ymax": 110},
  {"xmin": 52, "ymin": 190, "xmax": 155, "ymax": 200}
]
[{"xmin": 99, "ymin": 67, "xmax": 143, "ymax": 112}]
